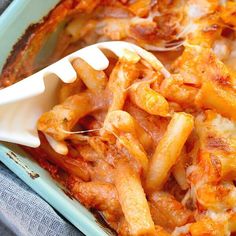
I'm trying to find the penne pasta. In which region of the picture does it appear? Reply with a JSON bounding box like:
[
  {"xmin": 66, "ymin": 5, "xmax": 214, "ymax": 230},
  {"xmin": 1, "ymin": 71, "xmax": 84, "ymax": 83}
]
[
  {"xmin": 172, "ymin": 147, "xmax": 189, "ymax": 190},
  {"xmin": 118, "ymin": 133, "xmax": 149, "ymax": 173},
  {"xmin": 115, "ymin": 161, "xmax": 155, "ymax": 235},
  {"xmin": 159, "ymin": 75, "xmax": 198, "ymax": 107},
  {"xmin": 38, "ymin": 92, "xmax": 93, "ymax": 140},
  {"xmin": 73, "ymin": 58, "xmax": 107, "ymax": 92},
  {"xmin": 129, "ymin": 83, "xmax": 169, "ymax": 116},
  {"xmin": 107, "ymin": 50, "xmax": 140, "ymax": 112},
  {"xmin": 146, "ymin": 112, "xmax": 194, "ymax": 192},
  {"xmin": 103, "ymin": 109, "xmax": 153, "ymax": 151},
  {"xmin": 103, "ymin": 110, "xmax": 150, "ymax": 172},
  {"xmin": 149, "ymin": 191, "xmax": 194, "ymax": 230},
  {"xmin": 58, "ymin": 77, "xmax": 84, "ymax": 103},
  {"xmin": 195, "ymin": 80, "xmax": 236, "ymax": 120}
]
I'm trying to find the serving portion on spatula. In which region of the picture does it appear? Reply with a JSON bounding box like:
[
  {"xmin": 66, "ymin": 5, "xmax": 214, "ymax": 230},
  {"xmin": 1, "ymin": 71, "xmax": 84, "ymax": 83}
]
[{"xmin": 0, "ymin": 41, "xmax": 170, "ymax": 152}]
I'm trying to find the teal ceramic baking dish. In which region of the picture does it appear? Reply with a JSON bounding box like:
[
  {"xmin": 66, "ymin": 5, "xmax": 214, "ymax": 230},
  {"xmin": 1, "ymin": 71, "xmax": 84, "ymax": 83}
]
[{"xmin": 0, "ymin": 1, "xmax": 113, "ymax": 235}]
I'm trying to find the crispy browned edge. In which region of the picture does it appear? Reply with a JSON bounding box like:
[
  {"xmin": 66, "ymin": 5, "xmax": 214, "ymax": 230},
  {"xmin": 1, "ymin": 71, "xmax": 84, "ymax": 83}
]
[
  {"xmin": 1, "ymin": 2, "xmax": 62, "ymax": 75},
  {"xmin": 0, "ymin": 0, "xmax": 81, "ymax": 87}
]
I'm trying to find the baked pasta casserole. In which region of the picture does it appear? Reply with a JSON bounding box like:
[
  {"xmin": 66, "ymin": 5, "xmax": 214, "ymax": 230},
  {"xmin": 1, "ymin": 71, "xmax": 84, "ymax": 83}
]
[{"xmin": 1, "ymin": 0, "xmax": 236, "ymax": 235}]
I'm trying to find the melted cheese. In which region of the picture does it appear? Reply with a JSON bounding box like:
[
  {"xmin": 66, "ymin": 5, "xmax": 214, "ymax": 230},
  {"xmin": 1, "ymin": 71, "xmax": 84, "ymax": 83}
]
[{"xmin": 211, "ymin": 114, "xmax": 236, "ymax": 139}]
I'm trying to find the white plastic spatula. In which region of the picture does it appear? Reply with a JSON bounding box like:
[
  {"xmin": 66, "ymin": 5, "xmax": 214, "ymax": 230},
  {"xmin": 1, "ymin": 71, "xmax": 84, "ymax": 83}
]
[{"xmin": 0, "ymin": 41, "xmax": 170, "ymax": 148}]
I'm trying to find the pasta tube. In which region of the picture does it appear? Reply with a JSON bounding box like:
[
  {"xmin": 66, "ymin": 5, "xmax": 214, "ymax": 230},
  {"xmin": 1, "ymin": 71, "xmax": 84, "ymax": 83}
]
[
  {"xmin": 146, "ymin": 112, "xmax": 194, "ymax": 192},
  {"xmin": 115, "ymin": 161, "xmax": 155, "ymax": 235}
]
